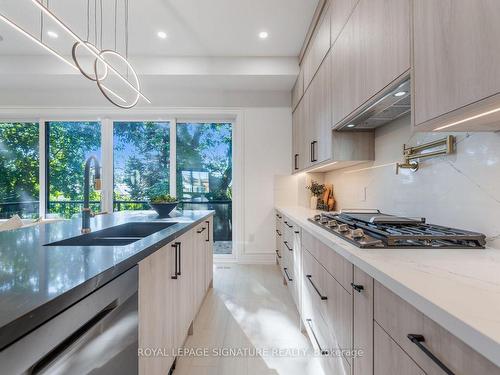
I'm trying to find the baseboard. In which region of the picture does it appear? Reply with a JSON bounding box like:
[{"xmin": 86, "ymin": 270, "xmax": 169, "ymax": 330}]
[{"xmin": 237, "ymin": 253, "xmax": 276, "ymax": 264}]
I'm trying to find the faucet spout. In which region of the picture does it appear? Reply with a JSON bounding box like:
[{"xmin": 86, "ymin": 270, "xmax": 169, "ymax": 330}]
[{"xmin": 82, "ymin": 155, "xmax": 101, "ymax": 234}]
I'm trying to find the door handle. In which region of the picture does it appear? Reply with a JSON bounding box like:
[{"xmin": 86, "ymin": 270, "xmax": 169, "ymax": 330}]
[
  {"xmin": 310, "ymin": 142, "xmax": 314, "ymax": 162},
  {"xmin": 407, "ymin": 334, "xmax": 455, "ymax": 375},
  {"xmin": 275, "ymin": 249, "xmax": 282, "ymax": 259},
  {"xmin": 311, "ymin": 141, "xmax": 318, "ymax": 162},
  {"xmin": 171, "ymin": 243, "xmax": 178, "ymax": 279},
  {"xmin": 351, "ymin": 283, "xmax": 364, "ymax": 293},
  {"xmin": 176, "ymin": 241, "xmax": 182, "ymax": 276},
  {"xmin": 284, "ymin": 241, "xmax": 293, "ymax": 251},
  {"xmin": 306, "ymin": 319, "xmax": 329, "ymax": 355},
  {"xmin": 294, "ymin": 153, "xmax": 299, "ymax": 170},
  {"xmin": 283, "ymin": 267, "xmax": 293, "ymax": 282},
  {"xmin": 306, "ymin": 275, "xmax": 328, "ymax": 300},
  {"xmin": 205, "ymin": 220, "xmax": 210, "ymax": 242}
]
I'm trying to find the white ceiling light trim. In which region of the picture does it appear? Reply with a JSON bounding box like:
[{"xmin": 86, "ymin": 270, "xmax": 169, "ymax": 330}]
[{"xmin": 30, "ymin": 0, "xmax": 151, "ymax": 107}]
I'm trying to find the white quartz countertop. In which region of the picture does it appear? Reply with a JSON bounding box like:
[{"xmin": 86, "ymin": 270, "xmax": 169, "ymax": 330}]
[{"xmin": 276, "ymin": 205, "xmax": 500, "ymax": 367}]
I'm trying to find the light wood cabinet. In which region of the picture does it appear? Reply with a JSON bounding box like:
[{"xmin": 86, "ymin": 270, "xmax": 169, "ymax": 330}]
[
  {"xmin": 139, "ymin": 221, "xmax": 213, "ymax": 375},
  {"xmin": 352, "ymin": 266, "xmax": 374, "ymax": 375},
  {"xmin": 374, "ymin": 322, "xmax": 425, "ymax": 375},
  {"xmin": 139, "ymin": 241, "xmax": 178, "ymax": 375},
  {"xmin": 308, "ymin": 52, "xmax": 332, "ymax": 165},
  {"xmin": 330, "ymin": 0, "xmax": 359, "ymax": 47},
  {"xmin": 291, "ymin": 69, "xmax": 304, "ymax": 112},
  {"xmin": 332, "ymin": 0, "xmax": 410, "ymax": 127},
  {"xmin": 413, "ymin": 0, "xmax": 500, "ymax": 131},
  {"xmin": 303, "ymin": 3, "xmax": 331, "ymax": 90},
  {"xmin": 374, "ymin": 281, "xmax": 500, "ymax": 375}
]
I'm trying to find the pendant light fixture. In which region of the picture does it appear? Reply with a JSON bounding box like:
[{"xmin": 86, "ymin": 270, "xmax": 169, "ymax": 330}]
[{"xmin": 0, "ymin": 0, "xmax": 150, "ymax": 108}]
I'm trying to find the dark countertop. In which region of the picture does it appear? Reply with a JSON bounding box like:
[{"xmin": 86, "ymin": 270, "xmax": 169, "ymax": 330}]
[{"xmin": 0, "ymin": 209, "xmax": 214, "ymax": 350}]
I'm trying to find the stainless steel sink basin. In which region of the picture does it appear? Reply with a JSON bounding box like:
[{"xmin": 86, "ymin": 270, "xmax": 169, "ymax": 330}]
[{"xmin": 44, "ymin": 222, "xmax": 178, "ymax": 247}]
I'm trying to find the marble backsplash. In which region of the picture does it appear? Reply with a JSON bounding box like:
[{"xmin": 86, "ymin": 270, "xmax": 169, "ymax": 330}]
[{"xmin": 323, "ymin": 114, "xmax": 500, "ymax": 248}]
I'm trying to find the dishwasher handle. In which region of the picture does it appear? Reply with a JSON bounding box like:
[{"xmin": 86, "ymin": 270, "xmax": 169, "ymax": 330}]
[{"xmin": 30, "ymin": 300, "xmax": 118, "ymax": 374}]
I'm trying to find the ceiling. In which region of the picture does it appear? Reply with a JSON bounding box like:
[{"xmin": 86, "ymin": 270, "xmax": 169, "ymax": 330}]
[
  {"xmin": 0, "ymin": 0, "xmax": 318, "ymax": 57},
  {"xmin": 0, "ymin": 0, "xmax": 319, "ymax": 106}
]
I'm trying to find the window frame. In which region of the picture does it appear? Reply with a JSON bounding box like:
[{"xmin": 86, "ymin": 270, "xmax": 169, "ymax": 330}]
[{"xmin": 0, "ymin": 113, "xmax": 239, "ymax": 261}]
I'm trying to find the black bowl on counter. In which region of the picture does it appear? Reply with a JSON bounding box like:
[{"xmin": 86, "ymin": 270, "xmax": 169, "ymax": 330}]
[{"xmin": 149, "ymin": 202, "xmax": 178, "ymax": 218}]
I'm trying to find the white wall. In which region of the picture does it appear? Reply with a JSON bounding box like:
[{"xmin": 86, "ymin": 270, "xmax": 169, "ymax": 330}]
[
  {"xmin": 323, "ymin": 114, "xmax": 500, "ymax": 248},
  {"xmin": 240, "ymin": 107, "xmax": 292, "ymax": 262}
]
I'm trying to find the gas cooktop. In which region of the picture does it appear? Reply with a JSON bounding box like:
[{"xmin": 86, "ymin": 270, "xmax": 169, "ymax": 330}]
[{"xmin": 309, "ymin": 209, "xmax": 486, "ymax": 249}]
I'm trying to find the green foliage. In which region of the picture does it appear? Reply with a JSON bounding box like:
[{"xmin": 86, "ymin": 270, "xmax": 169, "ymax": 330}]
[
  {"xmin": 150, "ymin": 194, "xmax": 177, "ymax": 203},
  {"xmin": 176, "ymin": 123, "xmax": 232, "ymax": 202},
  {"xmin": 306, "ymin": 180, "xmax": 326, "ymax": 197}
]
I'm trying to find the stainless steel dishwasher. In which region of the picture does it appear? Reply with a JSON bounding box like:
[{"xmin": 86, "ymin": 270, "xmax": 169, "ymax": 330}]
[{"xmin": 1, "ymin": 266, "xmax": 138, "ymax": 375}]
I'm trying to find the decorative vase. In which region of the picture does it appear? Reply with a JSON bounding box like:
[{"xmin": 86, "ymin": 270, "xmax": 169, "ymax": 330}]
[{"xmin": 310, "ymin": 196, "xmax": 318, "ymax": 210}]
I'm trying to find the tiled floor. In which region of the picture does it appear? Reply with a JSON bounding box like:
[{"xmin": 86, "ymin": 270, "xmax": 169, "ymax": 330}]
[{"xmin": 174, "ymin": 264, "xmax": 325, "ymax": 375}]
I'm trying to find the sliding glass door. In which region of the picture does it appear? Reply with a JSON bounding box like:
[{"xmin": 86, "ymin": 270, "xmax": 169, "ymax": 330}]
[
  {"xmin": 113, "ymin": 121, "xmax": 171, "ymax": 211},
  {"xmin": 176, "ymin": 122, "xmax": 233, "ymax": 255}
]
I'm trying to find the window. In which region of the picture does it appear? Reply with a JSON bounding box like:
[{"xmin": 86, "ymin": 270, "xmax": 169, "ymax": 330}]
[
  {"xmin": 0, "ymin": 122, "xmax": 39, "ymax": 219},
  {"xmin": 176, "ymin": 122, "xmax": 232, "ymax": 254},
  {"xmin": 113, "ymin": 121, "xmax": 170, "ymax": 211},
  {"xmin": 46, "ymin": 121, "xmax": 101, "ymax": 219}
]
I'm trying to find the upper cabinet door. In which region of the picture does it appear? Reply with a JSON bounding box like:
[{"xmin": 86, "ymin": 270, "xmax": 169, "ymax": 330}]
[
  {"xmin": 291, "ymin": 69, "xmax": 304, "ymax": 112},
  {"xmin": 330, "ymin": 0, "xmax": 359, "ymax": 47},
  {"xmin": 332, "ymin": 0, "xmax": 410, "ymax": 126},
  {"xmin": 303, "ymin": 4, "xmax": 331, "ymax": 89},
  {"xmin": 413, "ymin": 0, "xmax": 500, "ymax": 131}
]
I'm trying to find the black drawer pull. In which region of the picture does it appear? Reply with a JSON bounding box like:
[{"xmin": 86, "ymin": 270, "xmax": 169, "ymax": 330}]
[
  {"xmin": 275, "ymin": 249, "xmax": 282, "ymax": 259},
  {"xmin": 294, "ymin": 153, "xmax": 299, "ymax": 170},
  {"xmin": 176, "ymin": 242, "xmax": 182, "ymax": 276},
  {"xmin": 276, "ymin": 214, "xmax": 282, "ymax": 219},
  {"xmin": 284, "ymin": 221, "xmax": 293, "ymax": 228},
  {"xmin": 276, "ymin": 229, "xmax": 282, "ymax": 236},
  {"xmin": 171, "ymin": 243, "xmax": 178, "ymax": 279},
  {"xmin": 205, "ymin": 220, "xmax": 210, "ymax": 242},
  {"xmin": 351, "ymin": 283, "xmax": 364, "ymax": 293},
  {"xmin": 294, "ymin": 230, "xmax": 300, "ymax": 234},
  {"xmin": 306, "ymin": 319, "xmax": 328, "ymax": 355},
  {"xmin": 283, "ymin": 267, "xmax": 293, "ymax": 282},
  {"xmin": 306, "ymin": 275, "xmax": 328, "ymax": 300},
  {"xmin": 197, "ymin": 227, "xmax": 206, "ymax": 234},
  {"xmin": 284, "ymin": 241, "xmax": 293, "ymax": 251},
  {"xmin": 407, "ymin": 334, "xmax": 455, "ymax": 375}
]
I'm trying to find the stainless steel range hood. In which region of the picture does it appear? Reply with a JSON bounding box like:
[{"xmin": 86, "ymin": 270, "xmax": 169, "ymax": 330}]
[{"xmin": 334, "ymin": 77, "xmax": 411, "ymax": 131}]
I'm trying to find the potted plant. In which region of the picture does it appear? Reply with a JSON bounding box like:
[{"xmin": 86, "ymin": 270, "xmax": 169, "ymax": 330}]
[
  {"xmin": 149, "ymin": 194, "xmax": 178, "ymax": 218},
  {"xmin": 306, "ymin": 180, "xmax": 326, "ymax": 210}
]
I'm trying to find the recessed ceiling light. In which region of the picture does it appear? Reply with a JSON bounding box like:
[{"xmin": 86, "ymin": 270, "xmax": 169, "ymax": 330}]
[
  {"xmin": 394, "ymin": 91, "xmax": 407, "ymax": 97},
  {"xmin": 347, "ymin": 124, "xmax": 356, "ymax": 128},
  {"xmin": 258, "ymin": 31, "xmax": 269, "ymax": 39},
  {"xmin": 157, "ymin": 31, "xmax": 167, "ymax": 39},
  {"xmin": 47, "ymin": 30, "xmax": 58, "ymax": 38}
]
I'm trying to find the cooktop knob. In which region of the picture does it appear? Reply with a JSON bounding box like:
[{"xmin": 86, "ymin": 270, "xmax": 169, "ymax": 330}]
[
  {"xmin": 328, "ymin": 220, "xmax": 338, "ymax": 227},
  {"xmin": 313, "ymin": 215, "xmax": 321, "ymax": 221},
  {"xmin": 338, "ymin": 224, "xmax": 349, "ymax": 232},
  {"xmin": 351, "ymin": 229, "xmax": 365, "ymax": 238},
  {"xmin": 320, "ymin": 217, "xmax": 329, "ymax": 224}
]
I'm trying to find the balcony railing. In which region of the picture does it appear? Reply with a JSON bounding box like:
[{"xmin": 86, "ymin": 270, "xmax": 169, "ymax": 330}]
[{"xmin": 0, "ymin": 200, "xmax": 232, "ymax": 243}]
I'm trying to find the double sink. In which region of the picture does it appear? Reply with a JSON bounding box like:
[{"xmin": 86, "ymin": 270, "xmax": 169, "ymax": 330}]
[{"xmin": 45, "ymin": 222, "xmax": 178, "ymax": 247}]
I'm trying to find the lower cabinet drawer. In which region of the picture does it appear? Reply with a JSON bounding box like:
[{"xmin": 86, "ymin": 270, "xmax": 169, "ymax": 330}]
[
  {"xmin": 374, "ymin": 282, "xmax": 500, "ymax": 375},
  {"xmin": 374, "ymin": 322, "xmax": 425, "ymax": 375},
  {"xmin": 302, "ymin": 303, "xmax": 351, "ymax": 375},
  {"xmin": 302, "ymin": 229, "xmax": 353, "ymax": 291},
  {"xmin": 303, "ymin": 249, "xmax": 353, "ymax": 365}
]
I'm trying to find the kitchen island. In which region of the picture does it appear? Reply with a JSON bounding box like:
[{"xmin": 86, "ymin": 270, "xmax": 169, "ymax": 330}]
[{"xmin": 0, "ymin": 210, "xmax": 213, "ymax": 361}]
